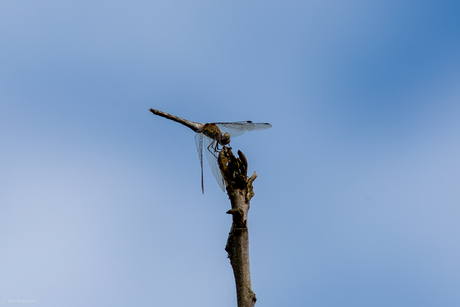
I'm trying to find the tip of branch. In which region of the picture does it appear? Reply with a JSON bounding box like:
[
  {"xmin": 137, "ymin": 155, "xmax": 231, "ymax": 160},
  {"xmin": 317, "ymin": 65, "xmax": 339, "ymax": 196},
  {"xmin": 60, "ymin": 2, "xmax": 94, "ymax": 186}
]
[{"xmin": 248, "ymin": 172, "xmax": 257, "ymax": 184}]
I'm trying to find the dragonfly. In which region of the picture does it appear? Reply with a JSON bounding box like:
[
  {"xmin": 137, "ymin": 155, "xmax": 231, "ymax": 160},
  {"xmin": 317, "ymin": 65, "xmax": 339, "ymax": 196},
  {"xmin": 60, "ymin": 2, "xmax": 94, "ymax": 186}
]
[{"xmin": 149, "ymin": 108, "xmax": 272, "ymax": 193}]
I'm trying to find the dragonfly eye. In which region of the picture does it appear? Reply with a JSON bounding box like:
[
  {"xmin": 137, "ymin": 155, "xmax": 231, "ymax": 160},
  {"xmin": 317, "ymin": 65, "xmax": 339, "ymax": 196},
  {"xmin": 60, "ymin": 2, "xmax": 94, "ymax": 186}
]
[{"xmin": 221, "ymin": 132, "xmax": 231, "ymax": 145}]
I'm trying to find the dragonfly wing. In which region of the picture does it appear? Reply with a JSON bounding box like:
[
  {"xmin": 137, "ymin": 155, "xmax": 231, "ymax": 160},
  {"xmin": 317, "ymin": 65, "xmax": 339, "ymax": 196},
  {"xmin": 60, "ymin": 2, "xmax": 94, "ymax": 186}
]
[
  {"xmin": 251, "ymin": 122, "xmax": 273, "ymax": 131},
  {"xmin": 203, "ymin": 135, "xmax": 226, "ymax": 192},
  {"xmin": 215, "ymin": 121, "xmax": 272, "ymax": 138},
  {"xmin": 195, "ymin": 133, "xmax": 204, "ymax": 194}
]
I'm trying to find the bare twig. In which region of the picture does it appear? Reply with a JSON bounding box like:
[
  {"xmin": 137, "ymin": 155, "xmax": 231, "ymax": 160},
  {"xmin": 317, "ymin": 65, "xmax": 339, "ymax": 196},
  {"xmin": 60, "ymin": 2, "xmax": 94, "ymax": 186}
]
[{"xmin": 219, "ymin": 147, "xmax": 257, "ymax": 307}]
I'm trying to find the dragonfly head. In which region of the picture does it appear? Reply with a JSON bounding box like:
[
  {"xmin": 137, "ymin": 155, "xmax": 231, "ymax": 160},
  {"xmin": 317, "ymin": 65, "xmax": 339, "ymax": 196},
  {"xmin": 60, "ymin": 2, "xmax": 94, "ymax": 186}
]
[{"xmin": 220, "ymin": 132, "xmax": 231, "ymax": 145}]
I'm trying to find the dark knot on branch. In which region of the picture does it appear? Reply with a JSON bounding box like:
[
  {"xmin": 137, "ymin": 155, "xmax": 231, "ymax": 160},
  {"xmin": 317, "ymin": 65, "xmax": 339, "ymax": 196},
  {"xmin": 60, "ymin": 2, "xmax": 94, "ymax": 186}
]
[{"xmin": 226, "ymin": 208, "xmax": 246, "ymax": 228}]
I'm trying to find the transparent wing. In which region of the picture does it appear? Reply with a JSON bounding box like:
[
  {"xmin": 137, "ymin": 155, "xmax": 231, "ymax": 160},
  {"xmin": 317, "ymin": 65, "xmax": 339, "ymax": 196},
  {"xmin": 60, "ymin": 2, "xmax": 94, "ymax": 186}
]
[
  {"xmin": 194, "ymin": 133, "xmax": 204, "ymax": 194},
  {"xmin": 203, "ymin": 135, "xmax": 226, "ymax": 192},
  {"xmin": 214, "ymin": 121, "xmax": 272, "ymax": 138}
]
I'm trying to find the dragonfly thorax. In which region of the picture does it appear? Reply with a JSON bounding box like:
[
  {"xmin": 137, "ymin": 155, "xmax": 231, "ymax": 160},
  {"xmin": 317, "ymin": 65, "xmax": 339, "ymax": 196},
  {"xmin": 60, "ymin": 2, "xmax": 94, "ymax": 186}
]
[{"xmin": 202, "ymin": 123, "xmax": 231, "ymax": 146}]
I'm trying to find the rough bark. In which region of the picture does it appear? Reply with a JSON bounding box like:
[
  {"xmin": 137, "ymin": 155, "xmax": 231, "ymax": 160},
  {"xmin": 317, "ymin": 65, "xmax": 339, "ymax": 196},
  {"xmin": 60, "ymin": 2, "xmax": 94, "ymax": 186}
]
[{"xmin": 218, "ymin": 147, "xmax": 257, "ymax": 307}]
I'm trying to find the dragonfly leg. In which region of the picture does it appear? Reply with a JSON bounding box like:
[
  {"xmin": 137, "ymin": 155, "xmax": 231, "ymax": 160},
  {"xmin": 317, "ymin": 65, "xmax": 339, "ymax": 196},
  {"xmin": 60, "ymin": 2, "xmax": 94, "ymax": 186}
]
[{"xmin": 206, "ymin": 140, "xmax": 220, "ymax": 158}]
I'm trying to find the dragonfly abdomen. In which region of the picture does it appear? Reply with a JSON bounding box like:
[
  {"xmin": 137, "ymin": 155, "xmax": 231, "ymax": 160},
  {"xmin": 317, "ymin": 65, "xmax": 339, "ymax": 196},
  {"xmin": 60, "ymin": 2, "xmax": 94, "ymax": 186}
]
[{"xmin": 149, "ymin": 108, "xmax": 203, "ymax": 132}]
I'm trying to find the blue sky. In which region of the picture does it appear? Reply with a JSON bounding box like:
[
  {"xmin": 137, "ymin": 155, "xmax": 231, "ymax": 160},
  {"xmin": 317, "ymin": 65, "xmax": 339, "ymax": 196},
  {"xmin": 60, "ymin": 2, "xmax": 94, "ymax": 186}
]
[{"xmin": 1, "ymin": 1, "xmax": 460, "ymax": 306}]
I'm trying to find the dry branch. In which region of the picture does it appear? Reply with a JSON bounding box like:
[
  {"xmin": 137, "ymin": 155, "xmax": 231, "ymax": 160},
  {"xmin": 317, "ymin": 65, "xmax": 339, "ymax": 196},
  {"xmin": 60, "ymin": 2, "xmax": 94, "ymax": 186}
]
[{"xmin": 219, "ymin": 147, "xmax": 257, "ymax": 307}]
